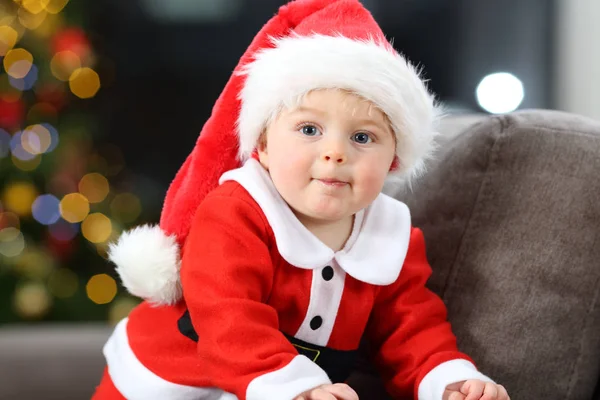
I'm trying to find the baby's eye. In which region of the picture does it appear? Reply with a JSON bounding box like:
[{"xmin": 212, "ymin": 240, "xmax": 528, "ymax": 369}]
[
  {"xmin": 352, "ymin": 132, "xmax": 372, "ymax": 144},
  {"xmin": 300, "ymin": 125, "xmax": 321, "ymax": 136}
]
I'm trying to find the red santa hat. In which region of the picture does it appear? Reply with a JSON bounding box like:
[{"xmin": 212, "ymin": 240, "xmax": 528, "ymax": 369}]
[{"xmin": 108, "ymin": 0, "xmax": 440, "ymax": 306}]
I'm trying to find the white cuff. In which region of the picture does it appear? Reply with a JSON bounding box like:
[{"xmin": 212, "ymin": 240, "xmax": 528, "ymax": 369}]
[
  {"xmin": 104, "ymin": 318, "xmax": 235, "ymax": 400},
  {"xmin": 417, "ymin": 359, "xmax": 494, "ymax": 400},
  {"xmin": 246, "ymin": 355, "xmax": 332, "ymax": 400}
]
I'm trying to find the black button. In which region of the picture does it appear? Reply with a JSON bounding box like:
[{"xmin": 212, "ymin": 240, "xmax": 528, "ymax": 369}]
[
  {"xmin": 310, "ymin": 316, "xmax": 323, "ymax": 330},
  {"xmin": 322, "ymin": 266, "xmax": 334, "ymax": 281}
]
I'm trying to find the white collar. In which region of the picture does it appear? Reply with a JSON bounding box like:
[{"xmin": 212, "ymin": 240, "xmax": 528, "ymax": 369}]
[{"xmin": 219, "ymin": 159, "xmax": 411, "ymax": 285}]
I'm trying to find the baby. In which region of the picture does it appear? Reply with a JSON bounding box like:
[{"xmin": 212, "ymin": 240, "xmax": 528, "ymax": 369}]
[{"xmin": 93, "ymin": 1, "xmax": 510, "ymax": 400}]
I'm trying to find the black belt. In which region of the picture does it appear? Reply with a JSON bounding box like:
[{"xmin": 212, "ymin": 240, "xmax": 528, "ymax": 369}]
[{"xmin": 178, "ymin": 310, "xmax": 359, "ymax": 383}]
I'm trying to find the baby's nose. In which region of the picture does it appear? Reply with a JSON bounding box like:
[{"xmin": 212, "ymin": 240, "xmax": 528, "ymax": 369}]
[{"xmin": 322, "ymin": 150, "xmax": 346, "ymax": 164}]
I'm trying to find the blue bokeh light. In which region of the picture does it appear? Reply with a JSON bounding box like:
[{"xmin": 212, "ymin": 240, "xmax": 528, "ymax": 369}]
[{"xmin": 32, "ymin": 194, "xmax": 61, "ymax": 225}]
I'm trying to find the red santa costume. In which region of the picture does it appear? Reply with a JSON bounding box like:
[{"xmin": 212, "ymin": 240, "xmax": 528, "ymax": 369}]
[{"xmin": 93, "ymin": 0, "xmax": 494, "ymax": 399}]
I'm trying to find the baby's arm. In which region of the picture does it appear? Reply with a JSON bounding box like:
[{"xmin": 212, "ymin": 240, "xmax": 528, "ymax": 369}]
[
  {"xmin": 365, "ymin": 228, "xmax": 494, "ymax": 400},
  {"xmin": 181, "ymin": 189, "xmax": 331, "ymax": 400}
]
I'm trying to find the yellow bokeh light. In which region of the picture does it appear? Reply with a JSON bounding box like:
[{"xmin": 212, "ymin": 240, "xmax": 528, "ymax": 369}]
[
  {"xmin": 18, "ymin": 7, "xmax": 47, "ymax": 30},
  {"xmin": 0, "ymin": 9, "xmax": 16, "ymax": 27},
  {"xmin": 69, "ymin": 67, "xmax": 100, "ymax": 99},
  {"xmin": 47, "ymin": 268, "xmax": 78, "ymax": 299},
  {"xmin": 109, "ymin": 297, "xmax": 140, "ymax": 325},
  {"xmin": 11, "ymin": 153, "xmax": 42, "ymax": 171},
  {"xmin": 81, "ymin": 213, "xmax": 112, "ymax": 243},
  {"xmin": 60, "ymin": 192, "xmax": 89, "ymax": 223},
  {"xmin": 45, "ymin": 0, "xmax": 69, "ymax": 14},
  {"xmin": 110, "ymin": 193, "xmax": 142, "ymax": 224},
  {"xmin": 50, "ymin": 50, "xmax": 80, "ymax": 81},
  {"xmin": 2, "ymin": 182, "xmax": 38, "ymax": 216},
  {"xmin": 0, "ymin": 25, "xmax": 18, "ymax": 56},
  {"xmin": 3, "ymin": 48, "xmax": 33, "ymax": 79},
  {"xmin": 78, "ymin": 173, "xmax": 109, "ymax": 203},
  {"xmin": 31, "ymin": 11, "xmax": 63, "ymax": 38},
  {"xmin": 13, "ymin": 281, "xmax": 52, "ymax": 319},
  {"xmin": 14, "ymin": 246, "xmax": 54, "ymax": 279},
  {"xmin": 22, "ymin": 0, "xmax": 50, "ymax": 14},
  {"xmin": 86, "ymin": 273, "xmax": 117, "ymax": 305},
  {"xmin": 0, "ymin": 227, "xmax": 25, "ymax": 257},
  {"xmin": 22, "ymin": 124, "xmax": 52, "ymax": 154}
]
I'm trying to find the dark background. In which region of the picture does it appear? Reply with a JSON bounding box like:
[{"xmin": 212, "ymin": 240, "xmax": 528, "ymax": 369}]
[
  {"xmin": 0, "ymin": 0, "xmax": 556, "ymax": 323},
  {"xmin": 87, "ymin": 0, "xmax": 556, "ymax": 201}
]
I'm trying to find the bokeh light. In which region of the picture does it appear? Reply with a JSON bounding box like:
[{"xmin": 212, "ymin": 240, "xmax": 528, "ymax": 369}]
[
  {"xmin": 78, "ymin": 173, "xmax": 109, "ymax": 203},
  {"xmin": 11, "ymin": 153, "xmax": 41, "ymax": 171},
  {"xmin": 47, "ymin": 267, "xmax": 78, "ymax": 298},
  {"xmin": 10, "ymin": 131, "xmax": 38, "ymax": 161},
  {"xmin": 15, "ymin": 246, "xmax": 54, "ymax": 279},
  {"xmin": 109, "ymin": 297, "xmax": 140, "ymax": 325},
  {"xmin": 41, "ymin": 123, "xmax": 59, "ymax": 152},
  {"xmin": 18, "ymin": 7, "xmax": 48, "ymax": 30},
  {"xmin": 21, "ymin": 124, "xmax": 52, "ymax": 154},
  {"xmin": 60, "ymin": 192, "xmax": 89, "ymax": 223},
  {"xmin": 21, "ymin": 0, "xmax": 51, "ymax": 15},
  {"xmin": 50, "ymin": 50, "xmax": 80, "ymax": 81},
  {"xmin": 2, "ymin": 182, "xmax": 38, "ymax": 216},
  {"xmin": 81, "ymin": 213, "xmax": 111, "ymax": 243},
  {"xmin": 0, "ymin": 227, "xmax": 25, "ymax": 257},
  {"xmin": 31, "ymin": 194, "xmax": 61, "ymax": 225},
  {"xmin": 3, "ymin": 48, "xmax": 33, "ymax": 79},
  {"xmin": 48, "ymin": 219, "xmax": 79, "ymax": 241},
  {"xmin": 9, "ymin": 64, "xmax": 38, "ymax": 91},
  {"xmin": 110, "ymin": 193, "xmax": 142, "ymax": 223},
  {"xmin": 0, "ymin": 25, "xmax": 18, "ymax": 56},
  {"xmin": 86, "ymin": 273, "xmax": 117, "ymax": 305},
  {"xmin": 0, "ymin": 211, "xmax": 20, "ymax": 230},
  {"xmin": 13, "ymin": 281, "xmax": 52, "ymax": 319},
  {"xmin": 69, "ymin": 67, "xmax": 100, "ymax": 98},
  {"xmin": 45, "ymin": 0, "xmax": 69, "ymax": 14},
  {"xmin": 476, "ymin": 72, "xmax": 525, "ymax": 114},
  {"xmin": 27, "ymin": 102, "xmax": 58, "ymax": 122}
]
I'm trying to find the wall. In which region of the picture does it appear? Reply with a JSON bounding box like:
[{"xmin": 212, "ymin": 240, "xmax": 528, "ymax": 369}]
[{"xmin": 555, "ymin": 0, "xmax": 600, "ymax": 120}]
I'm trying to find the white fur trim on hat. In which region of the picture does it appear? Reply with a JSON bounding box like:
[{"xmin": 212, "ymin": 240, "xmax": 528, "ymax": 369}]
[
  {"xmin": 108, "ymin": 225, "xmax": 182, "ymax": 306},
  {"xmin": 236, "ymin": 33, "xmax": 442, "ymax": 181}
]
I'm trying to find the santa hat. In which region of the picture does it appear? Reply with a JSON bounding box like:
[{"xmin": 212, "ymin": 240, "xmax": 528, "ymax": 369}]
[{"xmin": 108, "ymin": 0, "xmax": 440, "ymax": 306}]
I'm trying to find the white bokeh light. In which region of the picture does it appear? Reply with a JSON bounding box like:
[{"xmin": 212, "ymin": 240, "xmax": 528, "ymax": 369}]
[{"xmin": 476, "ymin": 72, "xmax": 525, "ymax": 114}]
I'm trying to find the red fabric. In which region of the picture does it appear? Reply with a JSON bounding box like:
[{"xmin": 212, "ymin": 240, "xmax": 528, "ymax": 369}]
[
  {"xmin": 366, "ymin": 229, "xmax": 475, "ymax": 399},
  {"xmin": 103, "ymin": 182, "xmax": 471, "ymax": 399},
  {"xmin": 91, "ymin": 367, "xmax": 127, "ymax": 400}
]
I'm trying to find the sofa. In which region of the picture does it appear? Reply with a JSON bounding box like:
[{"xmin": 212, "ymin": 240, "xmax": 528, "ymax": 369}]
[{"xmin": 1, "ymin": 109, "xmax": 599, "ymax": 400}]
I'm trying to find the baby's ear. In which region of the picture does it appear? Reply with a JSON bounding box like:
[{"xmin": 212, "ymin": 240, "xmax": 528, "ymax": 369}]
[
  {"xmin": 389, "ymin": 155, "xmax": 400, "ymax": 172},
  {"xmin": 255, "ymin": 147, "xmax": 270, "ymax": 170}
]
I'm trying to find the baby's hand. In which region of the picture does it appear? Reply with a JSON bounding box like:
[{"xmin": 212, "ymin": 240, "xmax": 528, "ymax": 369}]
[
  {"xmin": 443, "ymin": 380, "xmax": 510, "ymax": 400},
  {"xmin": 293, "ymin": 383, "xmax": 359, "ymax": 400}
]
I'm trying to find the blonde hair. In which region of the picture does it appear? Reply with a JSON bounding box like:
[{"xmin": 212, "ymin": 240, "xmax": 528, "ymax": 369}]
[{"xmin": 260, "ymin": 88, "xmax": 395, "ymax": 146}]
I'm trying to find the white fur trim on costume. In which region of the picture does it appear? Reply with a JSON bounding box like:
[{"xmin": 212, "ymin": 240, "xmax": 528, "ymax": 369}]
[
  {"xmin": 104, "ymin": 318, "xmax": 237, "ymax": 400},
  {"xmin": 246, "ymin": 354, "xmax": 331, "ymax": 400},
  {"xmin": 237, "ymin": 34, "xmax": 442, "ymax": 181},
  {"xmin": 108, "ymin": 225, "xmax": 182, "ymax": 306},
  {"xmin": 417, "ymin": 359, "xmax": 494, "ymax": 400}
]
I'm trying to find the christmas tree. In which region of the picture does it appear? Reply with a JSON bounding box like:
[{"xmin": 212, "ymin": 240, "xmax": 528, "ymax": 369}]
[{"xmin": 0, "ymin": 0, "xmax": 140, "ymax": 324}]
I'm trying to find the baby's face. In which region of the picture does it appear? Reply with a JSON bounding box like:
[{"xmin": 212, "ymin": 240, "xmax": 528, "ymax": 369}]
[{"xmin": 257, "ymin": 89, "xmax": 395, "ymax": 224}]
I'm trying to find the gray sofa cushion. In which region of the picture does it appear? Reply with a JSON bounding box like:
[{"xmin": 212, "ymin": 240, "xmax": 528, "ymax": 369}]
[{"xmin": 397, "ymin": 110, "xmax": 600, "ymax": 400}]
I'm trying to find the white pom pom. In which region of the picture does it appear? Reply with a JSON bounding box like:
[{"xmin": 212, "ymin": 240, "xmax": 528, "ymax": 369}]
[{"xmin": 108, "ymin": 225, "xmax": 182, "ymax": 306}]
